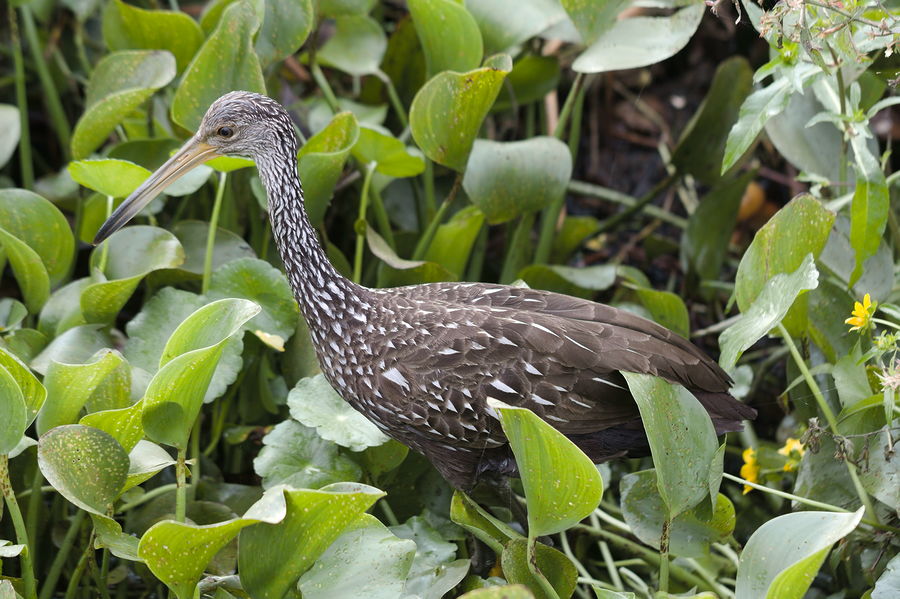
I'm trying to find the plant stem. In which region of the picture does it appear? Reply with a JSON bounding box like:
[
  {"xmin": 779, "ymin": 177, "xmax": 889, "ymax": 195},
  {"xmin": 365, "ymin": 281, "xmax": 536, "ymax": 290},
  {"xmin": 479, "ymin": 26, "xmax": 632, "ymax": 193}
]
[
  {"xmin": 175, "ymin": 448, "xmax": 187, "ymax": 522},
  {"xmin": 658, "ymin": 518, "xmax": 671, "ymax": 593},
  {"xmin": 777, "ymin": 323, "xmax": 879, "ymax": 523},
  {"xmin": 118, "ymin": 483, "xmax": 179, "ymax": 513},
  {"xmin": 527, "ymin": 536, "xmax": 561, "ymax": 599},
  {"xmin": 1, "ymin": 454, "xmax": 37, "ymax": 599},
  {"xmin": 375, "ymin": 69, "xmax": 408, "ymax": 129},
  {"xmin": 534, "ymin": 188, "xmax": 565, "ymax": 264},
  {"xmin": 422, "ymin": 159, "xmax": 436, "ymax": 227},
  {"xmin": 98, "ymin": 195, "xmax": 113, "ymax": 272},
  {"xmin": 310, "ymin": 63, "xmax": 340, "ymax": 113},
  {"xmin": 567, "ymin": 180, "xmax": 687, "ymax": 228},
  {"xmin": 8, "ymin": 3, "xmax": 33, "ymax": 189},
  {"xmin": 25, "ymin": 469, "xmax": 43, "ymax": 565},
  {"xmin": 412, "ymin": 172, "xmax": 463, "ymax": 260},
  {"xmin": 353, "ymin": 163, "xmax": 376, "ymax": 284},
  {"xmin": 501, "ymin": 213, "xmax": 535, "ymax": 283},
  {"xmin": 20, "ymin": 5, "xmax": 71, "ymax": 160},
  {"xmin": 39, "ymin": 510, "xmax": 86, "ymax": 599},
  {"xmin": 553, "ymin": 72, "xmax": 585, "ymax": 140},
  {"xmin": 596, "ymin": 173, "xmax": 677, "ymax": 234},
  {"xmin": 62, "ymin": 531, "xmax": 94, "ymax": 599},
  {"xmin": 202, "ymin": 171, "xmax": 228, "ymax": 295},
  {"xmin": 368, "ymin": 184, "xmax": 397, "ymax": 250}
]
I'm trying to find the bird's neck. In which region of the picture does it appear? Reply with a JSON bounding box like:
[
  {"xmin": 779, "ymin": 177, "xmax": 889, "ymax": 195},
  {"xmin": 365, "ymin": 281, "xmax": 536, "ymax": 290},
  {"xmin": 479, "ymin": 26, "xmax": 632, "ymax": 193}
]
[{"xmin": 257, "ymin": 151, "xmax": 370, "ymax": 332}]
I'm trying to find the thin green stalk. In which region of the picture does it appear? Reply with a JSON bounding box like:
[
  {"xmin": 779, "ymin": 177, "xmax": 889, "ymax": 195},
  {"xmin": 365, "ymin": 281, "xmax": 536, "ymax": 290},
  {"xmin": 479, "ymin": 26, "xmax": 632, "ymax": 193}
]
[
  {"xmin": 527, "ymin": 536, "xmax": 561, "ymax": 599},
  {"xmin": 421, "ymin": 159, "xmax": 436, "ymax": 227},
  {"xmin": 20, "ymin": 5, "xmax": 71, "ymax": 159},
  {"xmin": 2, "ymin": 454, "xmax": 37, "ymax": 599},
  {"xmin": 566, "ymin": 77, "xmax": 588, "ymax": 158},
  {"xmin": 39, "ymin": 510, "xmax": 87, "ymax": 599},
  {"xmin": 465, "ymin": 223, "xmax": 488, "ymax": 281},
  {"xmin": 553, "ymin": 72, "xmax": 585, "ymax": 140},
  {"xmin": 118, "ymin": 483, "xmax": 179, "ymax": 513},
  {"xmin": 596, "ymin": 173, "xmax": 677, "ymax": 234},
  {"xmin": 412, "ymin": 172, "xmax": 463, "ymax": 260},
  {"xmin": 310, "ymin": 63, "xmax": 340, "ymax": 113},
  {"xmin": 567, "ymin": 180, "xmax": 687, "ymax": 228},
  {"xmin": 353, "ymin": 163, "xmax": 376, "ymax": 284},
  {"xmin": 98, "ymin": 196, "xmax": 113, "ymax": 273},
  {"xmin": 826, "ymin": 44, "xmax": 848, "ymax": 186},
  {"xmin": 175, "ymin": 448, "xmax": 187, "ymax": 522},
  {"xmin": 777, "ymin": 323, "xmax": 879, "ymax": 523},
  {"xmin": 501, "ymin": 213, "xmax": 535, "ymax": 283},
  {"xmin": 188, "ymin": 416, "xmax": 201, "ymax": 504},
  {"xmin": 658, "ymin": 518, "xmax": 671, "ymax": 593},
  {"xmin": 62, "ymin": 531, "xmax": 94, "ymax": 599},
  {"xmin": 534, "ymin": 188, "xmax": 565, "ymax": 265},
  {"xmin": 375, "ymin": 69, "xmax": 408, "ymax": 129},
  {"xmin": 8, "ymin": 3, "xmax": 32, "ymax": 188},
  {"xmin": 202, "ymin": 171, "xmax": 228, "ymax": 294},
  {"xmin": 369, "ymin": 183, "xmax": 396, "ymax": 250}
]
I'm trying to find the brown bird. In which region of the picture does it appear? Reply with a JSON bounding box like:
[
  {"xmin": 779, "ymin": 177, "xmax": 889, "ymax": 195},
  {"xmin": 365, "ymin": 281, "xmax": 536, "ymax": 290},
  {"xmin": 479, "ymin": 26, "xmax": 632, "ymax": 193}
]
[{"xmin": 95, "ymin": 92, "xmax": 755, "ymax": 490}]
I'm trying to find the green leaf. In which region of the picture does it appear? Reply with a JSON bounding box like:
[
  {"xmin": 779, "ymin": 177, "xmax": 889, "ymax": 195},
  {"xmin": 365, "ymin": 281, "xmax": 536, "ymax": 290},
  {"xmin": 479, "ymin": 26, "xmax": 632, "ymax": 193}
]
[
  {"xmin": 317, "ymin": 15, "xmax": 387, "ymax": 76},
  {"xmin": 683, "ymin": 171, "xmax": 756, "ymax": 281},
  {"xmin": 352, "ymin": 126, "xmax": 425, "ymax": 177},
  {"xmin": 459, "ymin": 586, "xmax": 535, "ymax": 599},
  {"xmin": 102, "ymin": 0, "xmax": 204, "ymax": 72},
  {"xmin": 490, "ymin": 402, "xmax": 603, "ymax": 537},
  {"xmin": 500, "ymin": 538, "xmax": 577, "ymax": 599},
  {"xmin": 0, "ymin": 188, "xmax": 75, "ymax": 285},
  {"xmin": 124, "ymin": 440, "xmax": 175, "ymax": 491},
  {"xmin": 171, "ymin": 221, "xmax": 257, "ymax": 275},
  {"xmin": 0, "ymin": 347, "xmax": 46, "ymax": 427},
  {"xmin": 518, "ymin": 264, "xmax": 618, "ymax": 299},
  {"xmin": 734, "ymin": 195, "xmax": 834, "ymax": 336},
  {"xmin": 390, "ymin": 516, "xmax": 469, "ymax": 599},
  {"xmin": 0, "ymin": 104, "xmax": 21, "ymax": 169},
  {"xmin": 80, "ymin": 399, "xmax": 145, "ymax": 453},
  {"xmin": 318, "ymin": 0, "xmax": 376, "ymax": 16},
  {"xmin": 560, "ymin": 0, "xmax": 626, "ymax": 45},
  {"xmin": 37, "ymin": 424, "xmax": 130, "ymax": 515},
  {"xmin": 36, "ymin": 349, "xmax": 128, "ymax": 435},
  {"xmin": 493, "ymin": 56, "xmax": 562, "ymax": 112},
  {"xmin": 0, "ymin": 298, "xmax": 27, "ymax": 332},
  {"xmin": 124, "ymin": 288, "xmax": 243, "ymax": 403},
  {"xmin": 172, "ymin": 0, "xmax": 265, "ymax": 132},
  {"xmin": 620, "ymin": 469, "xmax": 735, "ymax": 558},
  {"xmin": 872, "ymin": 553, "xmax": 900, "ymax": 599},
  {"xmin": 254, "ymin": 0, "xmax": 314, "ymax": 66},
  {"xmin": 849, "ymin": 170, "xmax": 889, "ymax": 286},
  {"xmin": 621, "ymin": 374, "xmax": 719, "ymax": 518},
  {"xmin": 238, "ymin": 483, "xmax": 385, "ymax": 599},
  {"xmin": 297, "ymin": 519, "xmax": 416, "ymax": 599},
  {"xmin": 68, "ymin": 158, "xmax": 151, "ymax": 198},
  {"xmin": 39, "ymin": 279, "xmax": 91, "ymax": 336},
  {"xmin": 450, "ymin": 491, "xmax": 521, "ymax": 554},
  {"xmin": 85, "ymin": 226, "xmax": 185, "ymax": 324},
  {"xmin": 31, "ymin": 325, "xmax": 114, "ymax": 375},
  {"xmin": 298, "ymin": 112, "xmax": 360, "ymax": 226},
  {"xmin": 632, "ymin": 287, "xmax": 689, "ymax": 339},
  {"xmin": 410, "ymin": 54, "xmax": 512, "ymax": 171},
  {"xmin": 671, "ymin": 57, "xmax": 753, "ymax": 183},
  {"xmin": 572, "ymin": 5, "xmax": 703, "ymax": 74},
  {"xmin": 858, "ymin": 426, "xmax": 899, "ymax": 510},
  {"xmin": 0, "ymin": 365, "xmax": 27, "ymax": 454},
  {"xmin": 735, "ymin": 509, "xmax": 863, "ymax": 599},
  {"xmin": 722, "ymin": 65, "xmax": 817, "ymax": 173},
  {"xmin": 287, "ymin": 374, "xmax": 388, "ymax": 452},
  {"xmin": 468, "ymin": 0, "xmax": 565, "ymax": 54},
  {"xmin": 143, "ymin": 299, "xmax": 260, "ymax": 449},
  {"xmin": 0, "ymin": 228, "xmax": 49, "ymax": 313},
  {"xmin": 424, "ymin": 206, "xmax": 485, "ymax": 278},
  {"xmin": 71, "ymin": 50, "xmax": 176, "ymax": 159},
  {"xmin": 207, "ymin": 257, "xmax": 299, "ymax": 339},
  {"xmin": 408, "ymin": 0, "xmax": 483, "ymax": 77},
  {"xmin": 253, "ymin": 420, "xmax": 362, "ymax": 489},
  {"xmin": 462, "ymin": 137, "xmax": 572, "ymax": 225},
  {"xmin": 368, "ymin": 227, "xmax": 456, "ymax": 286}
]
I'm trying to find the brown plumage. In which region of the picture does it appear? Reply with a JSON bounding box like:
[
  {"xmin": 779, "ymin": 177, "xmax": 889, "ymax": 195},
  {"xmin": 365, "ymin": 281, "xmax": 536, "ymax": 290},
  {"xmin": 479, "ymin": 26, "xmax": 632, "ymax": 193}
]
[{"xmin": 96, "ymin": 92, "xmax": 756, "ymax": 490}]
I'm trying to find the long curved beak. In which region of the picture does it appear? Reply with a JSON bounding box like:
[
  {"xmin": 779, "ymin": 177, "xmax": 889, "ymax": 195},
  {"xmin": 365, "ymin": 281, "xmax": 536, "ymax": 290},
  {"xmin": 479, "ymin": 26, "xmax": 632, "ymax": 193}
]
[{"xmin": 93, "ymin": 137, "xmax": 221, "ymax": 244}]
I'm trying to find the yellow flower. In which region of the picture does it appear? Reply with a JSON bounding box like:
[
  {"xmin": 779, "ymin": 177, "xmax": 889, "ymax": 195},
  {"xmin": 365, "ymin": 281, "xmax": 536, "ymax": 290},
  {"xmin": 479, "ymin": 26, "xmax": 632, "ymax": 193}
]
[
  {"xmin": 740, "ymin": 448, "xmax": 759, "ymax": 494},
  {"xmin": 778, "ymin": 438, "xmax": 805, "ymax": 472},
  {"xmin": 845, "ymin": 293, "xmax": 875, "ymax": 332}
]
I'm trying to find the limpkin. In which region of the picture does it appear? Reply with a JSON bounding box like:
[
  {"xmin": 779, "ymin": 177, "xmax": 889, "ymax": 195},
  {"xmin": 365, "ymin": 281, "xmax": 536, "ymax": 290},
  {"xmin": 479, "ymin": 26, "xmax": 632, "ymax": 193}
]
[{"xmin": 95, "ymin": 91, "xmax": 755, "ymax": 490}]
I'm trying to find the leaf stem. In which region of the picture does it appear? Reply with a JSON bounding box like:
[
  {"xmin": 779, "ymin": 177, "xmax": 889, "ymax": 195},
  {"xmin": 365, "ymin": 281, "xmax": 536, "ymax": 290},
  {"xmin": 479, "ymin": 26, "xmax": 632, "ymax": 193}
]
[
  {"xmin": 20, "ymin": 5, "xmax": 71, "ymax": 160},
  {"xmin": 202, "ymin": 171, "xmax": 228, "ymax": 295},
  {"xmin": 8, "ymin": 3, "xmax": 32, "ymax": 189},
  {"xmin": 375, "ymin": 69, "xmax": 408, "ymax": 129},
  {"xmin": 596, "ymin": 173, "xmax": 677, "ymax": 234},
  {"xmin": 118, "ymin": 483, "xmax": 179, "ymax": 513},
  {"xmin": 567, "ymin": 180, "xmax": 687, "ymax": 228},
  {"xmin": 62, "ymin": 530, "xmax": 95, "ymax": 599},
  {"xmin": 777, "ymin": 323, "xmax": 879, "ymax": 523},
  {"xmin": 1, "ymin": 454, "xmax": 37, "ymax": 599},
  {"xmin": 368, "ymin": 178, "xmax": 396, "ymax": 250},
  {"xmin": 412, "ymin": 172, "xmax": 462, "ymax": 261},
  {"xmin": 310, "ymin": 63, "xmax": 340, "ymax": 113},
  {"xmin": 175, "ymin": 447, "xmax": 187, "ymax": 522},
  {"xmin": 527, "ymin": 536, "xmax": 561, "ymax": 599},
  {"xmin": 39, "ymin": 510, "xmax": 86, "ymax": 599},
  {"xmin": 353, "ymin": 163, "xmax": 376, "ymax": 284},
  {"xmin": 553, "ymin": 72, "xmax": 585, "ymax": 140},
  {"xmin": 658, "ymin": 518, "xmax": 671, "ymax": 593}
]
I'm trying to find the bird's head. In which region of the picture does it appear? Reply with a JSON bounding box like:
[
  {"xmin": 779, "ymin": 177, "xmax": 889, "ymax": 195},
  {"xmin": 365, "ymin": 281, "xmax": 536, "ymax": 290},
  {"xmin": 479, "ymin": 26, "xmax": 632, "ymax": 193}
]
[{"xmin": 93, "ymin": 91, "xmax": 294, "ymax": 244}]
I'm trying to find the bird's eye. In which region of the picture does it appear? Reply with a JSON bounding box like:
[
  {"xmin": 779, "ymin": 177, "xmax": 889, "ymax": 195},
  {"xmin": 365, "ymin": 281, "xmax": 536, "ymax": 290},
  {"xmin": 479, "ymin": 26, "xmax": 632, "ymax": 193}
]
[{"xmin": 217, "ymin": 126, "xmax": 234, "ymax": 138}]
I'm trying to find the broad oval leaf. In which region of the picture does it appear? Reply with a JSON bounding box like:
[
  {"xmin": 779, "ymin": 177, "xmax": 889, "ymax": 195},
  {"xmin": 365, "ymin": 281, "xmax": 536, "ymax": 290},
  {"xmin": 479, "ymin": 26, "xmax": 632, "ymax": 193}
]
[
  {"xmin": 238, "ymin": 483, "xmax": 385, "ymax": 599},
  {"xmin": 68, "ymin": 158, "xmax": 151, "ymax": 198},
  {"xmin": 0, "ymin": 188, "xmax": 75, "ymax": 286},
  {"xmin": 37, "ymin": 424, "xmax": 130, "ymax": 515},
  {"xmin": 102, "ymin": 0, "xmax": 204, "ymax": 72},
  {"xmin": 171, "ymin": 220, "xmax": 256, "ymax": 275},
  {"xmin": 287, "ymin": 374, "xmax": 388, "ymax": 452},
  {"xmin": 424, "ymin": 206, "xmax": 485, "ymax": 278},
  {"xmin": 410, "ymin": 55, "xmax": 512, "ymax": 171},
  {"xmin": 254, "ymin": 420, "xmax": 362, "ymax": 489},
  {"xmin": 81, "ymin": 399, "xmax": 144, "ymax": 453},
  {"xmin": 572, "ymin": 5, "xmax": 704, "ymax": 74},
  {"xmin": 298, "ymin": 112, "xmax": 360, "ymax": 226},
  {"xmin": 621, "ymin": 373, "xmax": 720, "ymax": 518},
  {"xmin": 490, "ymin": 402, "xmax": 603, "ymax": 537},
  {"xmin": 352, "ymin": 126, "xmax": 425, "ymax": 177},
  {"xmin": 408, "ymin": 0, "xmax": 483, "ymax": 77},
  {"xmin": 71, "ymin": 50, "xmax": 176, "ymax": 159},
  {"xmin": 318, "ymin": 15, "xmax": 387, "ymax": 76},
  {"xmin": 172, "ymin": 0, "xmax": 266, "ymax": 132},
  {"xmin": 463, "ymin": 137, "xmax": 572, "ymax": 225},
  {"xmin": 735, "ymin": 509, "xmax": 864, "ymax": 599},
  {"xmin": 0, "ymin": 365, "xmax": 27, "ymax": 454},
  {"xmin": 254, "ymin": 0, "xmax": 314, "ymax": 66},
  {"xmin": 560, "ymin": 0, "xmax": 626, "ymax": 45}
]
